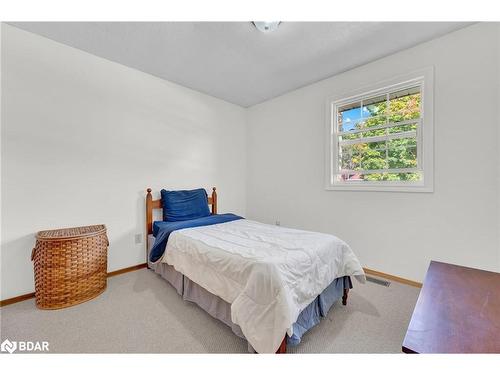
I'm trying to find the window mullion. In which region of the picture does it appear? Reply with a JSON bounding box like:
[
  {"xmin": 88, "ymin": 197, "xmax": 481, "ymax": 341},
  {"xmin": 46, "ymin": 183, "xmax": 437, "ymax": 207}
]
[
  {"xmin": 338, "ymin": 130, "xmax": 416, "ymax": 146},
  {"xmin": 337, "ymin": 118, "xmax": 419, "ymax": 136}
]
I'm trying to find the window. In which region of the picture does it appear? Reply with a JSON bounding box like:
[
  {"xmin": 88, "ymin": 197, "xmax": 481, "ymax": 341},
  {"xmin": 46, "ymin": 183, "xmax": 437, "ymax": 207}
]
[{"xmin": 325, "ymin": 68, "xmax": 433, "ymax": 192}]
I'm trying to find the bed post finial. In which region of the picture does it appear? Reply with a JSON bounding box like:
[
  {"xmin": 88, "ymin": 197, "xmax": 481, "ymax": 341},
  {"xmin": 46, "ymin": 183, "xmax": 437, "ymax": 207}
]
[{"xmin": 211, "ymin": 187, "xmax": 217, "ymax": 215}]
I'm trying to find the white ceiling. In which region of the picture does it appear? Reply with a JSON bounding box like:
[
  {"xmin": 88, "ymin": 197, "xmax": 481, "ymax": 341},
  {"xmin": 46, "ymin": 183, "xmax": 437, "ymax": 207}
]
[{"xmin": 10, "ymin": 22, "xmax": 471, "ymax": 107}]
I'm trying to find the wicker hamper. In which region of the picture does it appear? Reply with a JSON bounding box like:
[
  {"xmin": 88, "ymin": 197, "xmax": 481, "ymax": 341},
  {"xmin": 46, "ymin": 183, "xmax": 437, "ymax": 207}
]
[{"xmin": 31, "ymin": 225, "xmax": 108, "ymax": 309}]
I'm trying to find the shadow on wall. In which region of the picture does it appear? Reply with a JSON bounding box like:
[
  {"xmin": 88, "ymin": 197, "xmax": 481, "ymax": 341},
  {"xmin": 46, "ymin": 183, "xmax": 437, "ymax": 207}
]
[{"xmin": 1, "ymin": 234, "xmax": 38, "ymax": 298}]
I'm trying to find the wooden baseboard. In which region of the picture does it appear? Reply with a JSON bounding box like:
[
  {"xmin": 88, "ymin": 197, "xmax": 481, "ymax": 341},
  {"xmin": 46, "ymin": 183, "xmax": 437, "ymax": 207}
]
[
  {"xmin": 1, "ymin": 264, "xmax": 420, "ymax": 307},
  {"xmin": 0, "ymin": 292, "xmax": 36, "ymax": 307},
  {"xmin": 107, "ymin": 263, "xmax": 147, "ymax": 277},
  {"xmin": 363, "ymin": 267, "xmax": 422, "ymax": 288},
  {"xmin": 0, "ymin": 263, "xmax": 148, "ymax": 307}
]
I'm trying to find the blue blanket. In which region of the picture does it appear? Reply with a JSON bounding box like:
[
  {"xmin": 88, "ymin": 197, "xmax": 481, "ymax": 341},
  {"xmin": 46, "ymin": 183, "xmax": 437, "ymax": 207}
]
[{"xmin": 149, "ymin": 213, "xmax": 243, "ymax": 263}]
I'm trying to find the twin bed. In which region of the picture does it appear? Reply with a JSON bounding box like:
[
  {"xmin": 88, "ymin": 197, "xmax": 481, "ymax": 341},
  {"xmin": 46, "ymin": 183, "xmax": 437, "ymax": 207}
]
[{"xmin": 146, "ymin": 187, "xmax": 365, "ymax": 353}]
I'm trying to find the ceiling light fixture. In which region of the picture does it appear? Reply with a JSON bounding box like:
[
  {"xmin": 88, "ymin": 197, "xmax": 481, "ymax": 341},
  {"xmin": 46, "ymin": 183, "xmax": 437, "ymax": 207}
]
[{"xmin": 252, "ymin": 22, "xmax": 281, "ymax": 33}]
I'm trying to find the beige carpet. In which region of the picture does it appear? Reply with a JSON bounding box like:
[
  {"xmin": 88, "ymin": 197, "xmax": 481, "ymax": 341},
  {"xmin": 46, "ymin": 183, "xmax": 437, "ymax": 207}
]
[{"xmin": 0, "ymin": 269, "xmax": 419, "ymax": 353}]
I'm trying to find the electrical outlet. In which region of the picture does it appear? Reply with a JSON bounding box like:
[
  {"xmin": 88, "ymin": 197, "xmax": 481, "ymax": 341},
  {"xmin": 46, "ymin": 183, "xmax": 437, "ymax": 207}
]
[{"xmin": 134, "ymin": 234, "xmax": 143, "ymax": 244}]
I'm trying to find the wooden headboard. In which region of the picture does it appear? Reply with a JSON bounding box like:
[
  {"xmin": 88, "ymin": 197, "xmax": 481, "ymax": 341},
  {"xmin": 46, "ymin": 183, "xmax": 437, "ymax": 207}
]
[{"xmin": 145, "ymin": 187, "xmax": 217, "ymax": 236}]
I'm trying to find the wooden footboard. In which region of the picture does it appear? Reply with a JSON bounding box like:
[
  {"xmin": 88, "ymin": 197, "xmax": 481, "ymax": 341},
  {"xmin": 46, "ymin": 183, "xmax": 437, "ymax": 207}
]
[{"xmin": 276, "ymin": 336, "xmax": 287, "ymax": 354}]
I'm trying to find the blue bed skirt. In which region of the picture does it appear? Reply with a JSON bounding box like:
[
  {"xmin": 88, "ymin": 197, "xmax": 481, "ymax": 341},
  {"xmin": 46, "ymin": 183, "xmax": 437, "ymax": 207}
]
[{"xmin": 288, "ymin": 276, "xmax": 352, "ymax": 346}]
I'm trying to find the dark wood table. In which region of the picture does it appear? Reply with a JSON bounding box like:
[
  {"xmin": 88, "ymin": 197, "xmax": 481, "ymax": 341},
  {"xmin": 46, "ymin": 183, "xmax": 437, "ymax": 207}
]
[{"xmin": 402, "ymin": 261, "xmax": 500, "ymax": 353}]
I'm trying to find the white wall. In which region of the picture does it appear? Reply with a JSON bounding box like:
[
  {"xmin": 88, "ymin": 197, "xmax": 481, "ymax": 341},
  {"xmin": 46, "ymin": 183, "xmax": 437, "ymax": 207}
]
[
  {"xmin": 0, "ymin": 24, "xmax": 247, "ymax": 299},
  {"xmin": 2, "ymin": 23, "xmax": 499, "ymax": 300},
  {"xmin": 247, "ymin": 23, "xmax": 500, "ymax": 282}
]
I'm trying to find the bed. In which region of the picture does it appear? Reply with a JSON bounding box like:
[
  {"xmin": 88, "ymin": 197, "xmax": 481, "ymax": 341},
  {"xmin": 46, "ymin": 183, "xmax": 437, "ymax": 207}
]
[{"xmin": 145, "ymin": 187, "xmax": 365, "ymax": 353}]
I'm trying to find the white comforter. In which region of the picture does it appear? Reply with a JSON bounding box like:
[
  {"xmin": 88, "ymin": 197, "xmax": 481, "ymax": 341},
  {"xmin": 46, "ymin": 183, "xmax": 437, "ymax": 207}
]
[{"xmin": 162, "ymin": 219, "xmax": 365, "ymax": 353}]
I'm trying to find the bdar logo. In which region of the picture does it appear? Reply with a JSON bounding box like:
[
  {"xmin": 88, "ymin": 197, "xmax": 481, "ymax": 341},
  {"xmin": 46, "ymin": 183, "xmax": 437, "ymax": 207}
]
[
  {"xmin": 0, "ymin": 339, "xmax": 49, "ymax": 353},
  {"xmin": 1, "ymin": 339, "xmax": 17, "ymax": 354}
]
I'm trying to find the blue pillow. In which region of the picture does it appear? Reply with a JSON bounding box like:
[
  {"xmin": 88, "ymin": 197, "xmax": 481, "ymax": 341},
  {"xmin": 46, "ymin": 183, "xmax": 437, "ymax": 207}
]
[{"xmin": 160, "ymin": 188, "xmax": 211, "ymax": 222}]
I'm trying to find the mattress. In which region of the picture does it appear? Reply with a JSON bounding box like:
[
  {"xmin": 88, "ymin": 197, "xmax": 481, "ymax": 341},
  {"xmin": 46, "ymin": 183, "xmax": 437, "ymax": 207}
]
[
  {"xmin": 162, "ymin": 219, "xmax": 364, "ymax": 352},
  {"xmin": 147, "ymin": 234, "xmax": 352, "ymax": 352}
]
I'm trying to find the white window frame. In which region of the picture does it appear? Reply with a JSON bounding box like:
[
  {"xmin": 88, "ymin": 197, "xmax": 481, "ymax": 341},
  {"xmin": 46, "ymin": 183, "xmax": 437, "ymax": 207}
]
[{"xmin": 325, "ymin": 67, "xmax": 434, "ymax": 192}]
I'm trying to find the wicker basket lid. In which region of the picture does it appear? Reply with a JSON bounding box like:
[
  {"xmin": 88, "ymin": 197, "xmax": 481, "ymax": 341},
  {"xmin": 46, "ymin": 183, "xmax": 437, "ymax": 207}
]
[{"xmin": 36, "ymin": 225, "xmax": 106, "ymax": 240}]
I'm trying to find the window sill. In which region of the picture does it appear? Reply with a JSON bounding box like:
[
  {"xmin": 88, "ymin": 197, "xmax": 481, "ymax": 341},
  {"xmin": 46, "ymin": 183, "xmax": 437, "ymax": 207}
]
[{"xmin": 325, "ymin": 184, "xmax": 434, "ymax": 193}]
